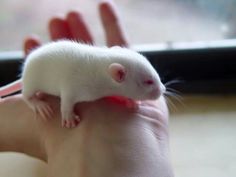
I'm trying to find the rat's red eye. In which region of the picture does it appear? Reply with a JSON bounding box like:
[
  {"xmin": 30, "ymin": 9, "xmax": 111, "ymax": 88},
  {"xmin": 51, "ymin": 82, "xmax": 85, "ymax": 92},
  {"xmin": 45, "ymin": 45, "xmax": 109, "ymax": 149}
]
[{"xmin": 143, "ymin": 80, "xmax": 154, "ymax": 85}]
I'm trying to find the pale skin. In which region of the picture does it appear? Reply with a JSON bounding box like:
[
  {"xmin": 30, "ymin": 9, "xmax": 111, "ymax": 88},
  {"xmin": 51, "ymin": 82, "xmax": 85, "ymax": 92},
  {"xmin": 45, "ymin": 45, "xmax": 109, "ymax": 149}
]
[{"xmin": 0, "ymin": 1, "xmax": 174, "ymax": 177}]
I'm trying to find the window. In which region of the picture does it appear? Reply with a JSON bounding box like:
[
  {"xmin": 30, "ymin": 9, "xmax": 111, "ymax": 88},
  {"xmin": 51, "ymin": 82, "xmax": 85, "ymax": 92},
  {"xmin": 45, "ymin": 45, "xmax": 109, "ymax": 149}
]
[
  {"xmin": 1, "ymin": 0, "xmax": 236, "ymax": 51},
  {"xmin": 1, "ymin": 0, "xmax": 236, "ymax": 94}
]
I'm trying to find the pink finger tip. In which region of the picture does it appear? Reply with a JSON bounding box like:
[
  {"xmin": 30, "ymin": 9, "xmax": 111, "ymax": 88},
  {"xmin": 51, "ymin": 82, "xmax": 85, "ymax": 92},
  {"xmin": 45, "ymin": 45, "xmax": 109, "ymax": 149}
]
[{"xmin": 67, "ymin": 10, "xmax": 81, "ymax": 19}]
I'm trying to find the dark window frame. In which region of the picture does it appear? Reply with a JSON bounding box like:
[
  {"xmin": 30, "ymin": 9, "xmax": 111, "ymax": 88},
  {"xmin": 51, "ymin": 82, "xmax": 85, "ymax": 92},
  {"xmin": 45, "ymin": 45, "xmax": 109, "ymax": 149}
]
[{"xmin": 1, "ymin": 40, "xmax": 236, "ymax": 94}]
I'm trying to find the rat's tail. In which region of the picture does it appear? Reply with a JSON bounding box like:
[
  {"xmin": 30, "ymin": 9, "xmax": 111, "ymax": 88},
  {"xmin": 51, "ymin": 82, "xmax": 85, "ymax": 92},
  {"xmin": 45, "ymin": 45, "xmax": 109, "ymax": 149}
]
[{"xmin": 0, "ymin": 79, "xmax": 22, "ymax": 97}]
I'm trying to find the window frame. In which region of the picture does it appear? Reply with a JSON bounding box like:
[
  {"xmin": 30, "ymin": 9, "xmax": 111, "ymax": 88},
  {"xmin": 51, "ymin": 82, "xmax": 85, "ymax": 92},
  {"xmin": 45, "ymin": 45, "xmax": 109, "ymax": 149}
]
[{"xmin": 1, "ymin": 40, "xmax": 236, "ymax": 94}]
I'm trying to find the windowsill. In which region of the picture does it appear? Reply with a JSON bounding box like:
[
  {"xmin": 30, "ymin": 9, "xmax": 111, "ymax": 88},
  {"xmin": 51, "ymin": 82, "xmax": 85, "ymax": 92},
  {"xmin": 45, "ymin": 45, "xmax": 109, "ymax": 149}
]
[{"xmin": 0, "ymin": 40, "xmax": 236, "ymax": 94}]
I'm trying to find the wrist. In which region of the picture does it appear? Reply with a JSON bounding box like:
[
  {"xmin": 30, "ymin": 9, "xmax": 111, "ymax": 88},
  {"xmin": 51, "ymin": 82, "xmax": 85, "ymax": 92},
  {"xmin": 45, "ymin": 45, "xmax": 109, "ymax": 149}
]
[{"xmin": 0, "ymin": 96, "xmax": 46, "ymax": 161}]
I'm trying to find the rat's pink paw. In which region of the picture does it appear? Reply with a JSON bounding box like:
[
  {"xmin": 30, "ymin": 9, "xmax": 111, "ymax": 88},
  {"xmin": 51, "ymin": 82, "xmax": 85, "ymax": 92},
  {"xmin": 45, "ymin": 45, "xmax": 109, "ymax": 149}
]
[
  {"xmin": 62, "ymin": 116, "xmax": 80, "ymax": 128},
  {"xmin": 35, "ymin": 101, "xmax": 54, "ymax": 121}
]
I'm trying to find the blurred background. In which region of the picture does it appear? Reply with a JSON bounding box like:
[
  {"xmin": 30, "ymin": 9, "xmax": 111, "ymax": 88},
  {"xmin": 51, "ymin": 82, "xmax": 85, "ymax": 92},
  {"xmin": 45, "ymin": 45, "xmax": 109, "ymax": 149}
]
[
  {"xmin": 0, "ymin": 1, "xmax": 236, "ymax": 177},
  {"xmin": 1, "ymin": 0, "xmax": 236, "ymax": 51}
]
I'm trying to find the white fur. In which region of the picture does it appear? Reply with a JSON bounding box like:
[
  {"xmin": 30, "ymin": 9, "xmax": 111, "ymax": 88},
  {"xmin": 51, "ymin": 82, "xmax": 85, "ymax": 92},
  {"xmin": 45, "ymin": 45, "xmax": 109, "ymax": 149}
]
[{"xmin": 0, "ymin": 41, "xmax": 165, "ymax": 126}]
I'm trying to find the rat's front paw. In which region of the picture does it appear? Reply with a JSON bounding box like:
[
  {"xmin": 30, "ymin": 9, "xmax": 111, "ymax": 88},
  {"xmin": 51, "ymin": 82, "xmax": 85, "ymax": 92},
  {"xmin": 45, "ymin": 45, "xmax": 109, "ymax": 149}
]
[
  {"xmin": 29, "ymin": 97, "xmax": 54, "ymax": 121},
  {"xmin": 62, "ymin": 115, "xmax": 80, "ymax": 128}
]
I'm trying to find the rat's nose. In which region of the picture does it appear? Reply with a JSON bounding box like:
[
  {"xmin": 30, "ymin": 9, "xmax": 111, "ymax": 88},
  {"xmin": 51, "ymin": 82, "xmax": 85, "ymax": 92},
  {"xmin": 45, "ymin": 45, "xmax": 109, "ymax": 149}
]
[{"xmin": 149, "ymin": 83, "xmax": 166, "ymax": 100}]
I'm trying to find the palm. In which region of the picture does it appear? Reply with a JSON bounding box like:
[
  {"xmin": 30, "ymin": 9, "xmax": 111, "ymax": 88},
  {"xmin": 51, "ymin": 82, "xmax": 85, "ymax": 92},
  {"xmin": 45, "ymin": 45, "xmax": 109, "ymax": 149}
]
[{"xmin": 0, "ymin": 1, "xmax": 172, "ymax": 177}]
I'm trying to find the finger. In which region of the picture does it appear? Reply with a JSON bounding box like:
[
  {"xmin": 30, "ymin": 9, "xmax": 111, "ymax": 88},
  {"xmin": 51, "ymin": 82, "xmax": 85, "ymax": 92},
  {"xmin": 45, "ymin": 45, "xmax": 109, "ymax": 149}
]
[
  {"xmin": 99, "ymin": 1, "xmax": 129, "ymax": 47},
  {"xmin": 35, "ymin": 92, "xmax": 50, "ymax": 100},
  {"xmin": 49, "ymin": 17, "xmax": 73, "ymax": 41},
  {"xmin": 35, "ymin": 92, "xmax": 60, "ymax": 110},
  {"xmin": 66, "ymin": 11, "xmax": 94, "ymax": 44},
  {"xmin": 23, "ymin": 36, "xmax": 41, "ymax": 57}
]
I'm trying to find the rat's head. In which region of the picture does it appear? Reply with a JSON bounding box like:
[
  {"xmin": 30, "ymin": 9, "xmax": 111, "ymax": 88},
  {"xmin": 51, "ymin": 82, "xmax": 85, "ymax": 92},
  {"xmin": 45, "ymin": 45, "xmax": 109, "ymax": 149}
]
[{"xmin": 108, "ymin": 48, "xmax": 165, "ymax": 100}]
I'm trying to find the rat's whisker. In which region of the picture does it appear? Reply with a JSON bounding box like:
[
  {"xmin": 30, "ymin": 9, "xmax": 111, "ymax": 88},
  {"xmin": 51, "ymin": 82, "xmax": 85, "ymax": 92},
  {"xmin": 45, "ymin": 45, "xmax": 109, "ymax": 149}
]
[
  {"xmin": 164, "ymin": 79, "xmax": 184, "ymax": 87},
  {"xmin": 165, "ymin": 90, "xmax": 183, "ymax": 102},
  {"xmin": 164, "ymin": 95, "xmax": 178, "ymax": 111},
  {"xmin": 166, "ymin": 87, "xmax": 182, "ymax": 95},
  {"xmin": 164, "ymin": 90, "xmax": 185, "ymax": 109}
]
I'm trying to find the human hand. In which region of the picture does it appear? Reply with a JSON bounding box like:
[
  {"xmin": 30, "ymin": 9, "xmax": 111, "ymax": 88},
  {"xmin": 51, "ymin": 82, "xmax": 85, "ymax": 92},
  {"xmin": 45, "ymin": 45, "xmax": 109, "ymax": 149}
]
[{"xmin": 0, "ymin": 1, "xmax": 173, "ymax": 177}]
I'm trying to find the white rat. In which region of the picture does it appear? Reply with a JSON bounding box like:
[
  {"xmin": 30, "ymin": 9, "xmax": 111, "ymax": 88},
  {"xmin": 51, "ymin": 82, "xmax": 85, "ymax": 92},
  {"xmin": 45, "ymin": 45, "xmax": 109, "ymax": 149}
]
[{"xmin": 0, "ymin": 41, "xmax": 165, "ymax": 128}]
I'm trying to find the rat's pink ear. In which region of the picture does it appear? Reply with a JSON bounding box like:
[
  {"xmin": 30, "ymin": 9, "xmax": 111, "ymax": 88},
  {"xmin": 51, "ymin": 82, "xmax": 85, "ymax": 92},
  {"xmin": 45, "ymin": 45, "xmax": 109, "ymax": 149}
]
[{"xmin": 108, "ymin": 63, "xmax": 126, "ymax": 83}]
